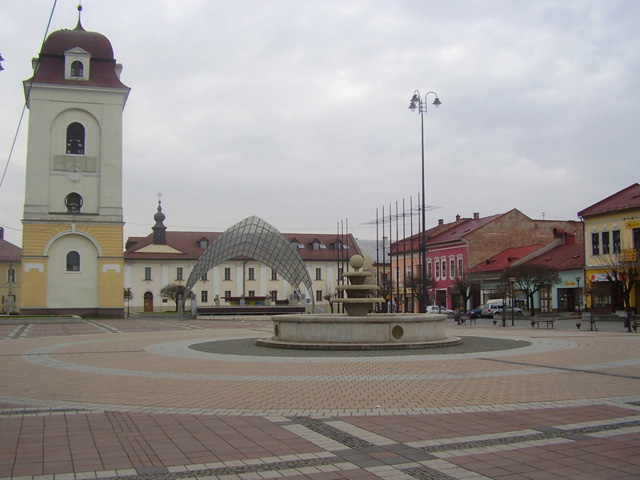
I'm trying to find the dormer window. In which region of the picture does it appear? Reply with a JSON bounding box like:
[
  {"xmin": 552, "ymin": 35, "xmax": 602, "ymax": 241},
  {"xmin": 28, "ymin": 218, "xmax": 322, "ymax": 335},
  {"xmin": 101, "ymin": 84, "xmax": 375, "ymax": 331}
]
[
  {"xmin": 199, "ymin": 238, "xmax": 208, "ymax": 249},
  {"xmin": 70, "ymin": 60, "xmax": 84, "ymax": 77},
  {"xmin": 64, "ymin": 47, "xmax": 91, "ymax": 81},
  {"xmin": 66, "ymin": 122, "xmax": 85, "ymax": 154}
]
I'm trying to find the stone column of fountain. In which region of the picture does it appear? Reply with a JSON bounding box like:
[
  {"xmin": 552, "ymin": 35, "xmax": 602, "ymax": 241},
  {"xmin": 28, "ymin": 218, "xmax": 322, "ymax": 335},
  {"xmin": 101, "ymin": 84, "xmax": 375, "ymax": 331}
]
[
  {"xmin": 257, "ymin": 255, "xmax": 460, "ymax": 350},
  {"xmin": 331, "ymin": 255, "xmax": 384, "ymax": 316}
]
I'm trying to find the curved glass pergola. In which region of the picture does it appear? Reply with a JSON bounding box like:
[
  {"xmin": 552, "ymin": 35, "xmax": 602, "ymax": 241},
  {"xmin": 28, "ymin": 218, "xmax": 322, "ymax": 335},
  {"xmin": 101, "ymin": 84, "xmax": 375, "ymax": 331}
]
[{"xmin": 184, "ymin": 216, "xmax": 312, "ymax": 303}]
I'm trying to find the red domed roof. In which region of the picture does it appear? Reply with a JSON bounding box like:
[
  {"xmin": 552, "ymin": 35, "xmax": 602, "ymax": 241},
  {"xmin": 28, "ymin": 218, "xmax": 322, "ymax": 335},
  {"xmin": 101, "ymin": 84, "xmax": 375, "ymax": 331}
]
[
  {"xmin": 26, "ymin": 20, "xmax": 129, "ymax": 90},
  {"xmin": 42, "ymin": 22, "xmax": 114, "ymax": 59}
]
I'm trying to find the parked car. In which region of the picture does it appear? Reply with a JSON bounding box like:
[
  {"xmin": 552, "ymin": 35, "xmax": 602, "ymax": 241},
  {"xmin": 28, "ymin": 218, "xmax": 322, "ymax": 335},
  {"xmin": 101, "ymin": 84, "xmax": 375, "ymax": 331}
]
[
  {"xmin": 467, "ymin": 307, "xmax": 483, "ymax": 319},
  {"xmin": 480, "ymin": 300, "xmax": 523, "ymax": 318},
  {"xmin": 426, "ymin": 305, "xmax": 454, "ymax": 315}
]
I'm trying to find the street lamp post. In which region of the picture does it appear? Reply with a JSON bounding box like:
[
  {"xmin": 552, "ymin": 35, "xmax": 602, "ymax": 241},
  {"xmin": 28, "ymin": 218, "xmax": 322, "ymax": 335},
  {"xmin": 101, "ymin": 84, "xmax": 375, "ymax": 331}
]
[
  {"xmin": 125, "ymin": 287, "xmax": 132, "ymax": 317},
  {"xmin": 409, "ymin": 90, "xmax": 441, "ymax": 313},
  {"xmin": 509, "ymin": 276, "xmax": 516, "ymax": 326},
  {"xmin": 575, "ymin": 276, "xmax": 582, "ymax": 318}
]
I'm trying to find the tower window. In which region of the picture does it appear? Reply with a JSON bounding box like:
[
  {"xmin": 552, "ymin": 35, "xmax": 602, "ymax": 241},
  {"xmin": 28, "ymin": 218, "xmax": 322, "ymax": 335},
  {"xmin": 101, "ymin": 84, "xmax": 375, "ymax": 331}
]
[
  {"xmin": 65, "ymin": 192, "xmax": 83, "ymax": 213},
  {"xmin": 66, "ymin": 251, "xmax": 80, "ymax": 272},
  {"xmin": 66, "ymin": 122, "xmax": 85, "ymax": 154},
  {"xmin": 70, "ymin": 60, "xmax": 84, "ymax": 78}
]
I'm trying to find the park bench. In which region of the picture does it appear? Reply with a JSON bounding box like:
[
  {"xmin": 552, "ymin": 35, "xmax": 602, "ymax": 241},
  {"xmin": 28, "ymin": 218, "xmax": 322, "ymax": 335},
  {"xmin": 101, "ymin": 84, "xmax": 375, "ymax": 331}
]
[
  {"xmin": 531, "ymin": 313, "xmax": 555, "ymax": 329},
  {"xmin": 455, "ymin": 313, "xmax": 476, "ymax": 325}
]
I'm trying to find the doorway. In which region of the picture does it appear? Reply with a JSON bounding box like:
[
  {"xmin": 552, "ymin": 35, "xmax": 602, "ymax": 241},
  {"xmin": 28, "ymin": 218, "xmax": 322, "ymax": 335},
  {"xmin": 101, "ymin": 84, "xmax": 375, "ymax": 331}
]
[{"xmin": 144, "ymin": 292, "xmax": 153, "ymax": 312}]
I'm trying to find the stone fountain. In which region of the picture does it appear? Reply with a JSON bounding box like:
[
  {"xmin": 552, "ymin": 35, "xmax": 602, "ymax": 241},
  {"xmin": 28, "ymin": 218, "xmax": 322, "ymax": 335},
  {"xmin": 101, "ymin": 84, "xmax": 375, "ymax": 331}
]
[{"xmin": 256, "ymin": 255, "xmax": 460, "ymax": 350}]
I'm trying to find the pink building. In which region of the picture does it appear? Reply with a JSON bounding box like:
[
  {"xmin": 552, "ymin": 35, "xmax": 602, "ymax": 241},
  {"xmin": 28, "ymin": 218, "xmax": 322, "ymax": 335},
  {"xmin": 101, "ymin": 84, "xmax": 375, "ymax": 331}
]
[{"xmin": 390, "ymin": 210, "xmax": 582, "ymax": 312}]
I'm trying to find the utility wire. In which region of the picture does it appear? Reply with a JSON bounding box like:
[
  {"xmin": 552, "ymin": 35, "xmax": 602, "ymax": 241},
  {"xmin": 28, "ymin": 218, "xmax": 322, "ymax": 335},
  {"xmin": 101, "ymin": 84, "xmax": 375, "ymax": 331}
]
[{"xmin": 0, "ymin": 0, "xmax": 58, "ymax": 191}]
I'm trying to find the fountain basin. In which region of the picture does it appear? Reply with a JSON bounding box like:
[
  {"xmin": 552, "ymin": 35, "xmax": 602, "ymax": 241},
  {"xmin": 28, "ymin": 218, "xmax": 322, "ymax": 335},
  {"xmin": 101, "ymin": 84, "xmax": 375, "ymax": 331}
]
[{"xmin": 256, "ymin": 313, "xmax": 461, "ymax": 350}]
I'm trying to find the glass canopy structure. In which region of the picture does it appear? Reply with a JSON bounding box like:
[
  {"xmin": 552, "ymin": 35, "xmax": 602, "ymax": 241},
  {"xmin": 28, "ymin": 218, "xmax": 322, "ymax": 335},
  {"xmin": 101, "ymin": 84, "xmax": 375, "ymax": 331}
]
[{"xmin": 184, "ymin": 216, "xmax": 313, "ymax": 303}]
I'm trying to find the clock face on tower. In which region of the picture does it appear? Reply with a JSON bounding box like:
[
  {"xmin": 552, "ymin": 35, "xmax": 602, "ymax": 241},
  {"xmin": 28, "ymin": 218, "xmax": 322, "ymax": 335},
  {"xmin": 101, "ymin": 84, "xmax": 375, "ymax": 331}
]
[{"xmin": 67, "ymin": 165, "xmax": 82, "ymax": 182}]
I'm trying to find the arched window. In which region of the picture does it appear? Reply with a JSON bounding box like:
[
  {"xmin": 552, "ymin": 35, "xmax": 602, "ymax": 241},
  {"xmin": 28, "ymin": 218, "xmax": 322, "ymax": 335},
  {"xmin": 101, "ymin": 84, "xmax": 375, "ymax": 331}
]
[
  {"xmin": 66, "ymin": 122, "xmax": 85, "ymax": 154},
  {"xmin": 66, "ymin": 251, "xmax": 81, "ymax": 272},
  {"xmin": 7, "ymin": 267, "xmax": 15, "ymax": 283},
  {"xmin": 65, "ymin": 192, "xmax": 83, "ymax": 213},
  {"xmin": 70, "ymin": 60, "xmax": 84, "ymax": 78}
]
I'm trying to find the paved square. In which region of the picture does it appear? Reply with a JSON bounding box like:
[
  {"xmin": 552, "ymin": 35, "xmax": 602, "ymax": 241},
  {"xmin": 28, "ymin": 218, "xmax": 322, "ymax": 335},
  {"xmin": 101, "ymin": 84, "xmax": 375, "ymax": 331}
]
[{"xmin": 1, "ymin": 317, "xmax": 639, "ymax": 479}]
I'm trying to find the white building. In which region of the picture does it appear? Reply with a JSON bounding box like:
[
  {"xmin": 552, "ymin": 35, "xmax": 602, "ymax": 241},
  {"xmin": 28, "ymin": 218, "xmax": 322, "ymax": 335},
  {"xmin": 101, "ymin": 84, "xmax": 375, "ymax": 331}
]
[{"xmin": 124, "ymin": 203, "xmax": 365, "ymax": 314}]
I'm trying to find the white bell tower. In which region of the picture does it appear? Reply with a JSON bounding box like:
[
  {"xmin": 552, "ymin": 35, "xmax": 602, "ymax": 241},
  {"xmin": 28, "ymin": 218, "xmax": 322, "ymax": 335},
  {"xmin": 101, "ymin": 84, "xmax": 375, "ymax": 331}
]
[{"xmin": 21, "ymin": 10, "xmax": 130, "ymax": 316}]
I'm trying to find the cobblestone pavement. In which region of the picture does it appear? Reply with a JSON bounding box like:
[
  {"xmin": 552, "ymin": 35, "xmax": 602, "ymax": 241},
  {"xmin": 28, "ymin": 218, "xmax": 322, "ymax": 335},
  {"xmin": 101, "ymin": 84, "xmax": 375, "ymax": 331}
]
[{"xmin": 1, "ymin": 317, "xmax": 639, "ymax": 479}]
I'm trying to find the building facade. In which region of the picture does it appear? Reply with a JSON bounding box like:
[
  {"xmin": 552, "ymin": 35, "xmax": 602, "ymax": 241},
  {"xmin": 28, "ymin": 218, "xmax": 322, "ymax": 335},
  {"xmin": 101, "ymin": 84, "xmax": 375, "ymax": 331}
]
[
  {"xmin": 124, "ymin": 206, "xmax": 364, "ymax": 314},
  {"xmin": 20, "ymin": 17, "xmax": 130, "ymax": 316},
  {"xmin": 390, "ymin": 210, "xmax": 583, "ymax": 312},
  {"xmin": 0, "ymin": 228, "xmax": 21, "ymax": 314},
  {"xmin": 578, "ymin": 183, "xmax": 640, "ymax": 315},
  {"xmin": 470, "ymin": 228, "xmax": 584, "ymax": 313}
]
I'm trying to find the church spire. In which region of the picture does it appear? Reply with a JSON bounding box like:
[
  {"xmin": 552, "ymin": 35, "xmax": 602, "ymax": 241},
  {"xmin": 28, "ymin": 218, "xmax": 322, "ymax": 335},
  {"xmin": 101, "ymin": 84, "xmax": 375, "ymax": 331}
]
[
  {"xmin": 75, "ymin": 2, "xmax": 85, "ymax": 31},
  {"xmin": 152, "ymin": 195, "xmax": 167, "ymax": 245}
]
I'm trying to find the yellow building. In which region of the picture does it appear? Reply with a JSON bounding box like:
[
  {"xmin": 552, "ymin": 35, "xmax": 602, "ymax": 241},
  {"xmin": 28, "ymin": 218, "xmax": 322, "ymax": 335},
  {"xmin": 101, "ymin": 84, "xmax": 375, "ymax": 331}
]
[
  {"xmin": 20, "ymin": 15, "xmax": 130, "ymax": 316},
  {"xmin": 578, "ymin": 183, "xmax": 640, "ymax": 315}
]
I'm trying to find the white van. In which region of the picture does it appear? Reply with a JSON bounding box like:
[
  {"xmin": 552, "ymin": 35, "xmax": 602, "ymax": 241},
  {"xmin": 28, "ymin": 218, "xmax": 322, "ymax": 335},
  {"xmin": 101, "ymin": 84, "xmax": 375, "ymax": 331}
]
[{"xmin": 481, "ymin": 299, "xmax": 522, "ymax": 318}]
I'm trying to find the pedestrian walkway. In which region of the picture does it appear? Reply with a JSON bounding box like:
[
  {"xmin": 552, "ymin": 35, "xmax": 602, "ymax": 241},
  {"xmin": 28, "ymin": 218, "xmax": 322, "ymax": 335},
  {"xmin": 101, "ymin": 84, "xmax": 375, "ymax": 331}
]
[{"xmin": 0, "ymin": 318, "xmax": 639, "ymax": 479}]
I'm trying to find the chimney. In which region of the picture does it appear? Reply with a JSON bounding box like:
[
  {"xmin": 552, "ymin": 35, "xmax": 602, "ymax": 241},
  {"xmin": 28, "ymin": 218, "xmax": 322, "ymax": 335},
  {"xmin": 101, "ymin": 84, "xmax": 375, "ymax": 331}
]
[
  {"xmin": 455, "ymin": 214, "xmax": 461, "ymax": 221},
  {"xmin": 0, "ymin": 226, "xmax": 3, "ymax": 240},
  {"xmin": 473, "ymin": 212, "xmax": 480, "ymax": 220},
  {"xmin": 438, "ymin": 219, "xmax": 444, "ymax": 226}
]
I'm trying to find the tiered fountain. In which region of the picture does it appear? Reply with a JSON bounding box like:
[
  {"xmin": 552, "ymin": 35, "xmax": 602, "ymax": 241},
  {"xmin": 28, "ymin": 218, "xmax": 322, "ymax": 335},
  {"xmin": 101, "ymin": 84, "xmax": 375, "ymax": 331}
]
[{"xmin": 257, "ymin": 255, "xmax": 460, "ymax": 350}]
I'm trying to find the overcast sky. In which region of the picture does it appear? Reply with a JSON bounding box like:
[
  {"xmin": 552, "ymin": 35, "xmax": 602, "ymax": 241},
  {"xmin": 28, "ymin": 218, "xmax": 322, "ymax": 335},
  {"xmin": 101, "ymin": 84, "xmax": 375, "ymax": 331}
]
[{"xmin": 1, "ymin": 0, "xmax": 639, "ymax": 247}]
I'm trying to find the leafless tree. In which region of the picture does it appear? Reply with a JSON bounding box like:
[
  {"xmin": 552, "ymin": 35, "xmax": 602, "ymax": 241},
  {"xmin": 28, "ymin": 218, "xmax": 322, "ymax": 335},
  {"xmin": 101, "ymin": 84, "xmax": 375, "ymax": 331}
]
[
  {"xmin": 452, "ymin": 274, "xmax": 479, "ymax": 312},
  {"xmin": 504, "ymin": 264, "xmax": 561, "ymax": 317},
  {"xmin": 589, "ymin": 251, "xmax": 639, "ymax": 332},
  {"xmin": 405, "ymin": 273, "xmax": 436, "ymax": 311},
  {"xmin": 160, "ymin": 283, "xmax": 186, "ymax": 312}
]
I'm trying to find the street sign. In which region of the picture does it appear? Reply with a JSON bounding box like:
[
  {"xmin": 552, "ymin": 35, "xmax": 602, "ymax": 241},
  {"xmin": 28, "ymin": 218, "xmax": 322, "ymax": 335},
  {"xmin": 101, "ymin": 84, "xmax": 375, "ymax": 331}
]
[{"xmin": 621, "ymin": 249, "xmax": 637, "ymax": 262}]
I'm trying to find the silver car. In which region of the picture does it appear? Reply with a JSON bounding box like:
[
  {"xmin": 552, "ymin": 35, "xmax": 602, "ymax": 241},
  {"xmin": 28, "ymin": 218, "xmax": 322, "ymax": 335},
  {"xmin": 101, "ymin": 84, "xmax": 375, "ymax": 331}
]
[
  {"xmin": 481, "ymin": 301, "xmax": 523, "ymax": 318},
  {"xmin": 425, "ymin": 305, "xmax": 454, "ymax": 315}
]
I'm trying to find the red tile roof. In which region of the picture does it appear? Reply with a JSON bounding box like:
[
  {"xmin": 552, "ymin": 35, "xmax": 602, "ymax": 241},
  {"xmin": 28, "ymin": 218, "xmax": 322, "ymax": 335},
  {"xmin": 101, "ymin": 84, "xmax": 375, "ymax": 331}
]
[
  {"xmin": 390, "ymin": 219, "xmax": 467, "ymax": 254},
  {"xmin": 469, "ymin": 244, "xmax": 545, "ymax": 274},
  {"xmin": 27, "ymin": 23, "xmax": 128, "ymax": 89},
  {"xmin": 578, "ymin": 183, "xmax": 640, "ymax": 218},
  {"xmin": 125, "ymin": 231, "xmax": 361, "ymax": 262},
  {"xmin": 125, "ymin": 232, "xmax": 220, "ymax": 260},
  {"xmin": 0, "ymin": 238, "xmax": 21, "ymax": 262},
  {"xmin": 425, "ymin": 213, "xmax": 503, "ymax": 245},
  {"xmin": 390, "ymin": 213, "xmax": 504, "ymax": 254},
  {"xmin": 524, "ymin": 243, "xmax": 584, "ymax": 271}
]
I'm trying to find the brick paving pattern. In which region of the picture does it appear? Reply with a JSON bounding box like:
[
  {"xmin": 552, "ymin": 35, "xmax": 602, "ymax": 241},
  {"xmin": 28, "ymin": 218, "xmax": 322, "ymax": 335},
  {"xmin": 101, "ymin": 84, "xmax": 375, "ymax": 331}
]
[{"xmin": 0, "ymin": 316, "xmax": 639, "ymax": 479}]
